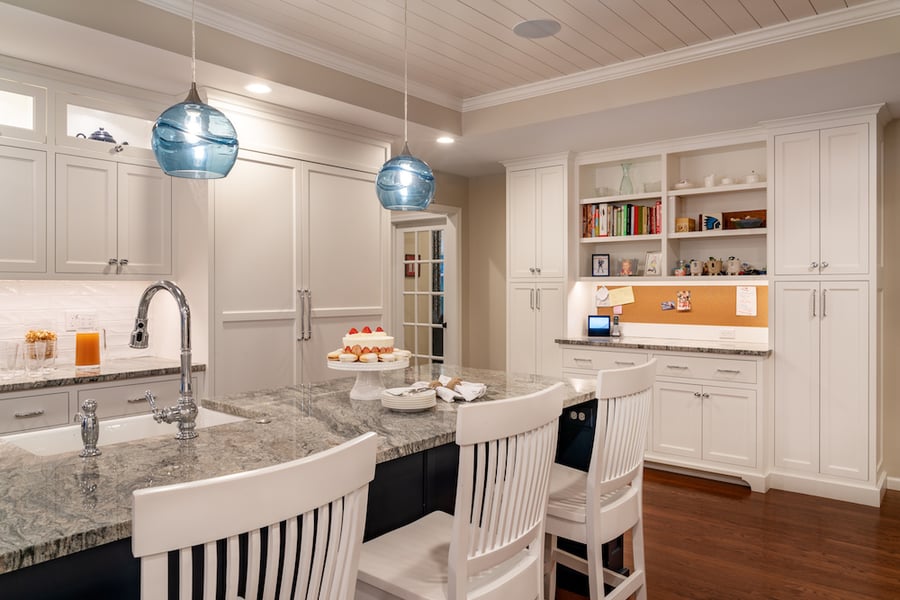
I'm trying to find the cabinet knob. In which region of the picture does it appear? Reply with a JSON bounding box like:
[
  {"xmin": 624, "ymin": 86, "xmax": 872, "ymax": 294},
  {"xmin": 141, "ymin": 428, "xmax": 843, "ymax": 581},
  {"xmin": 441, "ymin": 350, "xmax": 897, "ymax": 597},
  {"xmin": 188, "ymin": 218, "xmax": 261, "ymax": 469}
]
[
  {"xmin": 108, "ymin": 258, "xmax": 118, "ymax": 265},
  {"xmin": 118, "ymin": 259, "xmax": 129, "ymax": 266},
  {"xmin": 529, "ymin": 267, "xmax": 535, "ymax": 274},
  {"xmin": 809, "ymin": 261, "xmax": 818, "ymax": 270},
  {"xmin": 693, "ymin": 392, "xmax": 702, "ymax": 398},
  {"xmin": 820, "ymin": 261, "xmax": 829, "ymax": 270},
  {"xmin": 535, "ymin": 267, "xmax": 541, "ymax": 274}
]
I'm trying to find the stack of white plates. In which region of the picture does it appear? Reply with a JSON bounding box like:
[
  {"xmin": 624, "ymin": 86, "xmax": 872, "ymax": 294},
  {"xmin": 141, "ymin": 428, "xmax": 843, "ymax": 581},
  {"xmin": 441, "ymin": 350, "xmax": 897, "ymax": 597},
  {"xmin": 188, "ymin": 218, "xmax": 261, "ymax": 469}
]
[{"xmin": 381, "ymin": 387, "xmax": 437, "ymax": 412}]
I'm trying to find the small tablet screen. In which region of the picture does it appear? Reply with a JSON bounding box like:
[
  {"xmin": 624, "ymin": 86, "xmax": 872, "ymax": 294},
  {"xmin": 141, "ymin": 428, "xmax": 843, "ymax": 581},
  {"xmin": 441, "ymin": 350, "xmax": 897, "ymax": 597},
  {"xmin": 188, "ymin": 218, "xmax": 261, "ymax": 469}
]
[{"xmin": 588, "ymin": 315, "xmax": 611, "ymax": 337}]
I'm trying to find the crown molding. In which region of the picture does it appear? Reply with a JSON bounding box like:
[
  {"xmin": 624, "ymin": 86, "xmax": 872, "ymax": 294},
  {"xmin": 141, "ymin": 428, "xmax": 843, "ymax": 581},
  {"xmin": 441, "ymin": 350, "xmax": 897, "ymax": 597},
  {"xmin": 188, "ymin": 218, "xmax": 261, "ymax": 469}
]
[{"xmin": 462, "ymin": 0, "xmax": 900, "ymax": 111}]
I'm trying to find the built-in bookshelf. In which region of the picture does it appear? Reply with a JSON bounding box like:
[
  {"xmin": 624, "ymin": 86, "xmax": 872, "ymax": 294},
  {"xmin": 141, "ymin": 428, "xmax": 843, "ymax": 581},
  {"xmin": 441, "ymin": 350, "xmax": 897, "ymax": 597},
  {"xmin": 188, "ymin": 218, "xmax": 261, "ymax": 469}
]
[{"xmin": 575, "ymin": 134, "xmax": 768, "ymax": 281}]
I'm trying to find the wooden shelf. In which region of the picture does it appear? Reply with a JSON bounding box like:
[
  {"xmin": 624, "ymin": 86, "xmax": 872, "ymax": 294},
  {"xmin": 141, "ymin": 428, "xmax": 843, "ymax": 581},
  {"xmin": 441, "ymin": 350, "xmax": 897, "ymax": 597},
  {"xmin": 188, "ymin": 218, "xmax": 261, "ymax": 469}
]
[{"xmin": 669, "ymin": 228, "xmax": 767, "ymax": 240}]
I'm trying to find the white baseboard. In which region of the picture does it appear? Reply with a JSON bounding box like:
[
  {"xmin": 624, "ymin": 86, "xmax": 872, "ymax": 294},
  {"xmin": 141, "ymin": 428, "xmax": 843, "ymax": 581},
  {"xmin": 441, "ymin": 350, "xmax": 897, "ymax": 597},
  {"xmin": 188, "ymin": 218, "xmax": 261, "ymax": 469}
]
[
  {"xmin": 887, "ymin": 475, "xmax": 900, "ymax": 491},
  {"xmin": 767, "ymin": 470, "xmax": 885, "ymax": 507}
]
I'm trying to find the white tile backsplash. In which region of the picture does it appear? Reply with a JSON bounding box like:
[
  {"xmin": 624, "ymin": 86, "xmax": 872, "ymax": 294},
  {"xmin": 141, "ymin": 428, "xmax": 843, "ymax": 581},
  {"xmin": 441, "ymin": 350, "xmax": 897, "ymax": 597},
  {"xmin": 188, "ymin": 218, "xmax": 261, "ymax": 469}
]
[{"xmin": 0, "ymin": 280, "xmax": 158, "ymax": 362}]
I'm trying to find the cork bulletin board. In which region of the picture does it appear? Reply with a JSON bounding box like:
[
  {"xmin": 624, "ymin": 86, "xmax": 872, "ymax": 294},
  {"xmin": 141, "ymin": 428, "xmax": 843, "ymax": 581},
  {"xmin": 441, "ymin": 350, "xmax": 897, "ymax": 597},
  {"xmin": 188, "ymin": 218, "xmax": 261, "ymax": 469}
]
[{"xmin": 594, "ymin": 285, "xmax": 768, "ymax": 327}]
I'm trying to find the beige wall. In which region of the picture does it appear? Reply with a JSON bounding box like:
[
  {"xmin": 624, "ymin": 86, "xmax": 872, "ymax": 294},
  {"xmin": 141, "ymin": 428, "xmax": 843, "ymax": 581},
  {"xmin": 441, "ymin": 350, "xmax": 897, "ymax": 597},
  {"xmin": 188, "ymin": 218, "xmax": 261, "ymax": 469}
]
[
  {"xmin": 464, "ymin": 174, "xmax": 506, "ymax": 370},
  {"xmin": 883, "ymin": 119, "xmax": 899, "ymax": 480}
]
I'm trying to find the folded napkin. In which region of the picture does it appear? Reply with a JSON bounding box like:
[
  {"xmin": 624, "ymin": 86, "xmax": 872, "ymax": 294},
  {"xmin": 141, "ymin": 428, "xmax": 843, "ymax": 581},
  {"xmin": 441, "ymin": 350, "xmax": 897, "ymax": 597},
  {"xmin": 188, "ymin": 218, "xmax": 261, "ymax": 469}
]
[{"xmin": 413, "ymin": 375, "xmax": 487, "ymax": 403}]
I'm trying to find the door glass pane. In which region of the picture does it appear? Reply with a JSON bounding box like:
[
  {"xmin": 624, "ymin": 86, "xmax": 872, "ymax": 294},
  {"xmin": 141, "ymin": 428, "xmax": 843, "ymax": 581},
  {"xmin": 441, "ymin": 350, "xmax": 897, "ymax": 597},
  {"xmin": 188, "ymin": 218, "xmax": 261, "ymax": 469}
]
[{"xmin": 399, "ymin": 225, "xmax": 446, "ymax": 365}]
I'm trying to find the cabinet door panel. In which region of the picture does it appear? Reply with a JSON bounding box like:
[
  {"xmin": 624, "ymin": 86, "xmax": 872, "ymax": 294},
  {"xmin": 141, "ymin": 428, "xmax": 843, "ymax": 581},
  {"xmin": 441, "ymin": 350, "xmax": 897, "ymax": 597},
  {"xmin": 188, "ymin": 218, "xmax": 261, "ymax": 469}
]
[
  {"xmin": 535, "ymin": 282, "xmax": 563, "ymax": 377},
  {"xmin": 213, "ymin": 153, "xmax": 300, "ymax": 395},
  {"xmin": 774, "ymin": 281, "xmax": 820, "ymax": 473},
  {"xmin": 507, "ymin": 169, "xmax": 537, "ymax": 279},
  {"xmin": 773, "ymin": 131, "xmax": 819, "ymax": 275},
  {"xmin": 300, "ymin": 164, "xmax": 386, "ymax": 383},
  {"xmin": 0, "ymin": 146, "xmax": 46, "ymax": 273},
  {"xmin": 652, "ymin": 381, "xmax": 701, "ymax": 459},
  {"xmin": 535, "ymin": 165, "xmax": 565, "ymax": 279},
  {"xmin": 507, "ymin": 283, "xmax": 536, "ymax": 374},
  {"xmin": 702, "ymin": 385, "xmax": 757, "ymax": 467},
  {"xmin": 819, "ymin": 124, "xmax": 868, "ymax": 275},
  {"xmin": 55, "ymin": 155, "xmax": 117, "ymax": 274},
  {"xmin": 117, "ymin": 163, "xmax": 171, "ymax": 275},
  {"xmin": 819, "ymin": 282, "xmax": 868, "ymax": 480}
]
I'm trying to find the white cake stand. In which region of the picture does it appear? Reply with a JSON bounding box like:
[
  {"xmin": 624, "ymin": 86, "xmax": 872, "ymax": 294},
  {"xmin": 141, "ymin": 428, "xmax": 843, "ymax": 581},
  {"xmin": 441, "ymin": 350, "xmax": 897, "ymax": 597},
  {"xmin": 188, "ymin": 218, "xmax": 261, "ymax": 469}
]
[{"xmin": 327, "ymin": 358, "xmax": 410, "ymax": 400}]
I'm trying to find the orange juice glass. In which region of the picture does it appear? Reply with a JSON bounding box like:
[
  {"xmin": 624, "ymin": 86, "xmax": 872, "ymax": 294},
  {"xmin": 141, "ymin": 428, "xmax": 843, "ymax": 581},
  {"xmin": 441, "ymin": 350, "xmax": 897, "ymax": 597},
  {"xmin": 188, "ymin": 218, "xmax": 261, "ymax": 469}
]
[{"xmin": 75, "ymin": 331, "xmax": 101, "ymax": 373}]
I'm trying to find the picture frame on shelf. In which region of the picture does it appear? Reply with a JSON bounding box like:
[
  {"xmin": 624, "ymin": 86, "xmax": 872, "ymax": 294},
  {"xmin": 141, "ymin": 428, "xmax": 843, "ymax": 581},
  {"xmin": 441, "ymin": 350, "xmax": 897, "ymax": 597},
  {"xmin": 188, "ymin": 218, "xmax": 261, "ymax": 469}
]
[
  {"xmin": 619, "ymin": 257, "xmax": 638, "ymax": 277},
  {"xmin": 592, "ymin": 253, "xmax": 610, "ymax": 277},
  {"xmin": 644, "ymin": 251, "xmax": 662, "ymax": 276}
]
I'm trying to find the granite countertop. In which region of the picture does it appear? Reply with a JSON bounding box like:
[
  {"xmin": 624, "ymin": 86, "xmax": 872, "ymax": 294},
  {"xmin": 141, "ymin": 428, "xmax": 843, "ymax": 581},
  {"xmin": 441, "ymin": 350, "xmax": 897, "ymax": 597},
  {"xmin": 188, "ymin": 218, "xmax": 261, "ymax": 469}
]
[
  {"xmin": 0, "ymin": 364, "xmax": 590, "ymax": 574},
  {"xmin": 0, "ymin": 357, "xmax": 207, "ymax": 395},
  {"xmin": 556, "ymin": 336, "xmax": 771, "ymax": 357}
]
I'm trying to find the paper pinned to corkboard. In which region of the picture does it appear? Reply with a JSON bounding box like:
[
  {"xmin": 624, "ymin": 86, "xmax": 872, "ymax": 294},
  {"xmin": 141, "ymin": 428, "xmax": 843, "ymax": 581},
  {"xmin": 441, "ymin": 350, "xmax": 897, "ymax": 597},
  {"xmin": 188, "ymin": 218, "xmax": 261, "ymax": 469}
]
[{"xmin": 608, "ymin": 286, "xmax": 635, "ymax": 306}]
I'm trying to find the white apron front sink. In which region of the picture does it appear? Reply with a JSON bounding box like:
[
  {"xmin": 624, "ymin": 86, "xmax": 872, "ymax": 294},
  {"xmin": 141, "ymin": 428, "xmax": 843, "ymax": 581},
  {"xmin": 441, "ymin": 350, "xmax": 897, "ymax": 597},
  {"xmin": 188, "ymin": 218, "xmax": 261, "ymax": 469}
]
[{"xmin": 1, "ymin": 407, "xmax": 245, "ymax": 456}]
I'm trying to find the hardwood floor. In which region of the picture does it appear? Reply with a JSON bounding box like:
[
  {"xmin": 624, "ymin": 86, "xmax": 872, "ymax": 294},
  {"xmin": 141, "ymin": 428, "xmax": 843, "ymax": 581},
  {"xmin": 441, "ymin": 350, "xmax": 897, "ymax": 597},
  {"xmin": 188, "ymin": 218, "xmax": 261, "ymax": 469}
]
[{"xmin": 557, "ymin": 468, "xmax": 900, "ymax": 600}]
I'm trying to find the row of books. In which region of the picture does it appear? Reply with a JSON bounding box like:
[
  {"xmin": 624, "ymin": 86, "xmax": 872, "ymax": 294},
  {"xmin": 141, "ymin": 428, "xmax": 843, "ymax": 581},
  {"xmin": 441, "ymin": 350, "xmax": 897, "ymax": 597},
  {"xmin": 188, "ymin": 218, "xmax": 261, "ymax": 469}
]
[{"xmin": 581, "ymin": 201, "xmax": 662, "ymax": 238}]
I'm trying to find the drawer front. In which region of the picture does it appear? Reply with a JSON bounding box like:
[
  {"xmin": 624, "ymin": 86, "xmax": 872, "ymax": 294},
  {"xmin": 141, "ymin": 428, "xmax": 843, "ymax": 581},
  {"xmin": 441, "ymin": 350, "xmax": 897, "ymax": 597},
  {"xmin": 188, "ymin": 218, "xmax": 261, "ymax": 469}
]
[
  {"xmin": 653, "ymin": 354, "xmax": 756, "ymax": 384},
  {"xmin": 562, "ymin": 348, "xmax": 649, "ymax": 373},
  {"xmin": 0, "ymin": 392, "xmax": 70, "ymax": 434},
  {"xmin": 78, "ymin": 376, "xmax": 190, "ymax": 419}
]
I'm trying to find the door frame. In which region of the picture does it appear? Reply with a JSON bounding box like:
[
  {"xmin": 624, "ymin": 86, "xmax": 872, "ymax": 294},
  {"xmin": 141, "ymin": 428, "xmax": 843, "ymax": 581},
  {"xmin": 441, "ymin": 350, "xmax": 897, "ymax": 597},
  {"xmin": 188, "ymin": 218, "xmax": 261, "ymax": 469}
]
[{"xmin": 390, "ymin": 204, "xmax": 461, "ymax": 366}]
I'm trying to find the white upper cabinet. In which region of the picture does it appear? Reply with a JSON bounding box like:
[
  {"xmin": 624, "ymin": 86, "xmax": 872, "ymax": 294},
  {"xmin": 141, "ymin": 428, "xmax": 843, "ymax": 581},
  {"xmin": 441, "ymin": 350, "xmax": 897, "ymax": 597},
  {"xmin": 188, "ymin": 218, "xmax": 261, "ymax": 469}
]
[
  {"xmin": 54, "ymin": 92, "xmax": 157, "ymax": 161},
  {"xmin": 55, "ymin": 155, "xmax": 171, "ymax": 276},
  {"xmin": 773, "ymin": 123, "xmax": 869, "ymax": 276},
  {"xmin": 507, "ymin": 163, "xmax": 566, "ymax": 280},
  {"xmin": 0, "ymin": 78, "xmax": 47, "ymax": 144},
  {"xmin": 0, "ymin": 146, "xmax": 46, "ymax": 273}
]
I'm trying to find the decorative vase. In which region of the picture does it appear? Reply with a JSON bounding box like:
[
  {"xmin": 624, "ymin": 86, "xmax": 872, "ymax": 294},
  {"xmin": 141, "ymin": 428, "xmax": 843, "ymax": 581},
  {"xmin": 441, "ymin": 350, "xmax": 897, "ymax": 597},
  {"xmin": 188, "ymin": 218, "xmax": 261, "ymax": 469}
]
[{"xmin": 618, "ymin": 163, "xmax": 633, "ymax": 195}]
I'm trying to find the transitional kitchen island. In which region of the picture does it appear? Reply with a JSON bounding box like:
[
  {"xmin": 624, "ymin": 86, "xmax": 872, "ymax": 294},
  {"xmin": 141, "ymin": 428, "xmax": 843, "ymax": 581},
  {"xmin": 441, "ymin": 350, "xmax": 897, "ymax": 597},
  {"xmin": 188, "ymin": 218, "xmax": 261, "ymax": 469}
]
[{"xmin": 0, "ymin": 363, "xmax": 593, "ymax": 598}]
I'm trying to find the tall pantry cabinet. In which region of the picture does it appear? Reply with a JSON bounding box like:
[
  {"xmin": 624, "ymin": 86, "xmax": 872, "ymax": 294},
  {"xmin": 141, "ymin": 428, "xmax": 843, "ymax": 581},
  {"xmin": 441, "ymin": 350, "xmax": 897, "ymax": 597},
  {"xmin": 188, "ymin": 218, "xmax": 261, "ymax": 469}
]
[
  {"xmin": 768, "ymin": 106, "xmax": 888, "ymax": 506},
  {"xmin": 504, "ymin": 154, "xmax": 570, "ymax": 377}
]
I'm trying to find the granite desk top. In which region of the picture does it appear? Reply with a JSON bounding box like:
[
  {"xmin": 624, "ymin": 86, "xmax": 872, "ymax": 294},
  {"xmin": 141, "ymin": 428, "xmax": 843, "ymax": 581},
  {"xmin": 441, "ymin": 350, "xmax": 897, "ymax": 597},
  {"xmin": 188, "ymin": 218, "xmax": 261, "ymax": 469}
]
[
  {"xmin": 556, "ymin": 336, "xmax": 771, "ymax": 357},
  {"xmin": 0, "ymin": 357, "xmax": 207, "ymax": 395},
  {"xmin": 0, "ymin": 364, "xmax": 590, "ymax": 574}
]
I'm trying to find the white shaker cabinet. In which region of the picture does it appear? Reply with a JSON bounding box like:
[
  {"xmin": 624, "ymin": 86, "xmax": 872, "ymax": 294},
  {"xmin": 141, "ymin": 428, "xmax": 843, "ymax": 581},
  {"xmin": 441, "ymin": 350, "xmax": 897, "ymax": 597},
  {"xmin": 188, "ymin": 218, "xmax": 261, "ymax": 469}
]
[
  {"xmin": 55, "ymin": 155, "xmax": 172, "ymax": 275},
  {"xmin": 505, "ymin": 155, "xmax": 569, "ymax": 377},
  {"xmin": 773, "ymin": 280, "xmax": 869, "ymax": 481},
  {"xmin": 0, "ymin": 145, "xmax": 46, "ymax": 273},
  {"xmin": 773, "ymin": 124, "xmax": 868, "ymax": 276},
  {"xmin": 211, "ymin": 152, "xmax": 388, "ymax": 396},
  {"xmin": 507, "ymin": 281, "xmax": 564, "ymax": 377},
  {"xmin": 507, "ymin": 164, "xmax": 566, "ymax": 280}
]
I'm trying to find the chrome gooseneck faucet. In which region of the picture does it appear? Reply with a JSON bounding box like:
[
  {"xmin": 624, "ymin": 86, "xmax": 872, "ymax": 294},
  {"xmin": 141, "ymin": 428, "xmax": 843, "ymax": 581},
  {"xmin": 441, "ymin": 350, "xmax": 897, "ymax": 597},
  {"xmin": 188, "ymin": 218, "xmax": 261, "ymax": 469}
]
[{"xmin": 130, "ymin": 280, "xmax": 197, "ymax": 440}]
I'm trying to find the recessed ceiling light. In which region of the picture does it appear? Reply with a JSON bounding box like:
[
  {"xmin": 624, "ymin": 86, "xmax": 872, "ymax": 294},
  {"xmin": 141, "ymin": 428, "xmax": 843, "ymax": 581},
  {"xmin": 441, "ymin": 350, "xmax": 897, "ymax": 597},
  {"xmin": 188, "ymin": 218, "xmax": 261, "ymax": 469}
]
[
  {"xmin": 513, "ymin": 19, "xmax": 561, "ymax": 39},
  {"xmin": 436, "ymin": 136, "xmax": 454, "ymax": 144},
  {"xmin": 244, "ymin": 83, "xmax": 271, "ymax": 94}
]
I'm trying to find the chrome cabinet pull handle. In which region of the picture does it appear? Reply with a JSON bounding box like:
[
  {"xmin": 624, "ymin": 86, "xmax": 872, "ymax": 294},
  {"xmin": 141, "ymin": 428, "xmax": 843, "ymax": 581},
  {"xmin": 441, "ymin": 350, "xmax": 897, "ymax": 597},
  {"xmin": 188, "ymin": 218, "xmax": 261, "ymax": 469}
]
[
  {"xmin": 666, "ymin": 365, "xmax": 689, "ymax": 370},
  {"xmin": 573, "ymin": 357, "xmax": 592, "ymax": 364},
  {"xmin": 716, "ymin": 369, "xmax": 741, "ymax": 374},
  {"xmin": 614, "ymin": 360, "xmax": 635, "ymax": 366},
  {"xmin": 14, "ymin": 409, "xmax": 45, "ymax": 419},
  {"xmin": 536, "ymin": 288, "xmax": 541, "ymax": 310},
  {"xmin": 304, "ymin": 290, "xmax": 312, "ymax": 340},
  {"xmin": 530, "ymin": 289, "xmax": 534, "ymax": 310},
  {"xmin": 811, "ymin": 289, "xmax": 817, "ymax": 317},
  {"xmin": 297, "ymin": 290, "xmax": 306, "ymax": 342},
  {"xmin": 822, "ymin": 289, "xmax": 827, "ymax": 318}
]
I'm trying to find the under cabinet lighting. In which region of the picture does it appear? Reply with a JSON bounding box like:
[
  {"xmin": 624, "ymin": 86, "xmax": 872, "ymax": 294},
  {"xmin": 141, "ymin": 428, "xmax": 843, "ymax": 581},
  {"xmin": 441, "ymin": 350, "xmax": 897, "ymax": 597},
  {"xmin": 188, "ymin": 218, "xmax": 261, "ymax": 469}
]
[{"xmin": 244, "ymin": 83, "xmax": 271, "ymax": 94}]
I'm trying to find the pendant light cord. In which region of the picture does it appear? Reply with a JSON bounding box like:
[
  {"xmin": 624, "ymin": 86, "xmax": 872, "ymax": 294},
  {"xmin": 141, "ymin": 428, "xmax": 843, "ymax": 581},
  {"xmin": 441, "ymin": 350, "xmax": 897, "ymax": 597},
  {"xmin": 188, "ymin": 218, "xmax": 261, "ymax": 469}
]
[
  {"xmin": 403, "ymin": 0, "xmax": 408, "ymax": 144},
  {"xmin": 191, "ymin": 0, "xmax": 197, "ymax": 83}
]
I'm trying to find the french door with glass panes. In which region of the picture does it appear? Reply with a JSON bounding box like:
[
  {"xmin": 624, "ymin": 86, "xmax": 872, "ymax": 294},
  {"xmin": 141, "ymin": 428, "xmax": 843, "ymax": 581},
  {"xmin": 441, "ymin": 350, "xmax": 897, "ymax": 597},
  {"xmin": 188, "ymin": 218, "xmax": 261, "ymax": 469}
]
[{"xmin": 395, "ymin": 221, "xmax": 458, "ymax": 367}]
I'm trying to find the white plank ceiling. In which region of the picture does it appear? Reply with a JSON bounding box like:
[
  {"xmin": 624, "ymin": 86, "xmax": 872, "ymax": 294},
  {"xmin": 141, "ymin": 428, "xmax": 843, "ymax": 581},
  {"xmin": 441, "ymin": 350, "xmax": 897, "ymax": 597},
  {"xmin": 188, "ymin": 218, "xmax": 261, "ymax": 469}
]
[{"xmin": 142, "ymin": 0, "xmax": 880, "ymax": 109}]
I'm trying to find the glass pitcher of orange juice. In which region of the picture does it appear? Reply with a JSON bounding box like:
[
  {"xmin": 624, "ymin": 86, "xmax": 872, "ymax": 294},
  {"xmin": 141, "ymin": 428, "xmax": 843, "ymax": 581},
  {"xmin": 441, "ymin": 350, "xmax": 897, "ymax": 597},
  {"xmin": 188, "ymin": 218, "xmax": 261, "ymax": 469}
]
[{"xmin": 75, "ymin": 316, "xmax": 101, "ymax": 375}]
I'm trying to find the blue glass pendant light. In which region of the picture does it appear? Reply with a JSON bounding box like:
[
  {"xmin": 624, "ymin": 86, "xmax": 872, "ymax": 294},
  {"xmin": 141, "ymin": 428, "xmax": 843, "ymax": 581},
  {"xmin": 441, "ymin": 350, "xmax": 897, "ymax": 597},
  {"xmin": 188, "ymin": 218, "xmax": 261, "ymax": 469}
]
[
  {"xmin": 151, "ymin": 1, "xmax": 238, "ymax": 179},
  {"xmin": 375, "ymin": 0, "xmax": 434, "ymax": 211}
]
